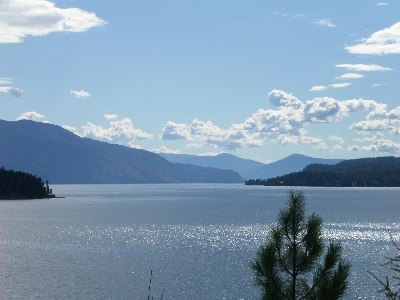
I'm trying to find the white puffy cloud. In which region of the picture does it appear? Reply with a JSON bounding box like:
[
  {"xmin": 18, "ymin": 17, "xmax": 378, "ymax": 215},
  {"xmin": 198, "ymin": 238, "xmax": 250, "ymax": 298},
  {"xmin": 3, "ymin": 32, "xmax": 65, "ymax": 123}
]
[
  {"xmin": 189, "ymin": 119, "xmax": 263, "ymax": 151},
  {"xmin": 104, "ymin": 114, "xmax": 118, "ymax": 120},
  {"xmin": 331, "ymin": 144, "xmax": 343, "ymax": 151},
  {"xmin": 345, "ymin": 22, "xmax": 400, "ymax": 55},
  {"xmin": 350, "ymin": 120, "xmax": 390, "ymax": 131},
  {"xmin": 189, "ymin": 118, "xmax": 225, "ymax": 137},
  {"xmin": 335, "ymin": 64, "xmax": 391, "ymax": 71},
  {"xmin": 81, "ymin": 117, "xmax": 152, "ymax": 147},
  {"xmin": 152, "ymin": 146, "xmax": 184, "ymax": 154},
  {"xmin": 61, "ymin": 125, "xmax": 77, "ymax": 131},
  {"xmin": 70, "ymin": 90, "xmax": 91, "ymax": 98},
  {"xmin": 266, "ymin": 89, "xmax": 304, "ymax": 109},
  {"xmin": 349, "ymin": 139, "xmax": 400, "ymax": 154},
  {"xmin": 305, "ymin": 97, "xmax": 382, "ymax": 123},
  {"xmin": 377, "ymin": 3, "xmax": 388, "ymax": 5},
  {"xmin": 275, "ymin": 130, "xmax": 327, "ymax": 150},
  {"xmin": 314, "ymin": 19, "xmax": 336, "ymax": 28},
  {"xmin": 160, "ymin": 121, "xmax": 191, "ymax": 140},
  {"xmin": 196, "ymin": 152, "xmax": 221, "ymax": 156},
  {"xmin": 329, "ymin": 83, "xmax": 351, "ymax": 88},
  {"xmin": 335, "ymin": 73, "xmax": 364, "ymax": 79},
  {"xmin": 329, "ymin": 136, "xmax": 345, "ymax": 144},
  {"xmin": 186, "ymin": 143, "xmax": 202, "ymax": 149},
  {"xmin": 16, "ymin": 111, "xmax": 45, "ymax": 121},
  {"xmin": 341, "ymin": 98, "xmax": 386, "ymax": 114},
  {"xmin": 61, "ymin": 125, "xmax": 81, "ymax": 136},
  {"xmin": 350, "ymin": 119, "xmax": 400, "ymax": 135},
  {"xmin": 304, "ymin": 97, "xmax": 342, "ymax": 123},
  {"xmin": 160, "ymin": 118, "xmax": 266, "ymax": 151},
  {"xmin": 0, "ymin": 0, "xmax": 106, "ymax": 43},
  {"xmin": 237, "ymin": 107, "xmax": 304, "ymax": 135},
  {"xmin": 353, "ymin": 132, "xmax": 385, "ymax": 143},
  {"xmin": 349, "ymin": 106, "xmax": 400, "ymax": 134},
  {"xmin": 309, "ymin": 86, "xmax": 327, "ymax": 91}
]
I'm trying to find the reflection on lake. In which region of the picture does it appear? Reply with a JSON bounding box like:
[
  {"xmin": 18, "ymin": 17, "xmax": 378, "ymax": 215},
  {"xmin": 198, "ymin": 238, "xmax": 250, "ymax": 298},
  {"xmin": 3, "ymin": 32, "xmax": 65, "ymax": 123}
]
[{"xmin": 0, "ymin": 184, "xmax": 398, "ymax": 299}]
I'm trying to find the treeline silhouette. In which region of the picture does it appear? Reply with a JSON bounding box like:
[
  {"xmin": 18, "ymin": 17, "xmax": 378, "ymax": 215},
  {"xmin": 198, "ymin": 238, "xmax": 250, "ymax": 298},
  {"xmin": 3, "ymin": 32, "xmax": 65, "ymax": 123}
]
[
  {"xmin": 0, "ymin": 167, "xmax": 54, "ymax": 199},
  {"xmin": 245, "ymin": 156, "xmax": 400, "ymax": 187}
]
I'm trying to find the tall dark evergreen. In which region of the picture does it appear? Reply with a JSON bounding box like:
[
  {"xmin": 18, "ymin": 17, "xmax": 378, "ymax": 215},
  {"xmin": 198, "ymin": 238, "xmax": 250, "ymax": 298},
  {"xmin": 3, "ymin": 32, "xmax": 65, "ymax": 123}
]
[{"xmin": 250, "ymin": 191, "xmax": 350, "ymax": 300}]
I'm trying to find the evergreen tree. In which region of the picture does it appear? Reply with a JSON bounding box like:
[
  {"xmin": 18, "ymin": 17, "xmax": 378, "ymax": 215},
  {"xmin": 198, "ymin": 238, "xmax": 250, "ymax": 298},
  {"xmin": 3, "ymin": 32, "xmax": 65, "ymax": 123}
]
[
  {"xmin": 250, "ymin": 191, "xmax": 350, "ymax": 300},
  {"xmin": 368, "ymin": 234, "xmax": 400, "ymax": 299}
]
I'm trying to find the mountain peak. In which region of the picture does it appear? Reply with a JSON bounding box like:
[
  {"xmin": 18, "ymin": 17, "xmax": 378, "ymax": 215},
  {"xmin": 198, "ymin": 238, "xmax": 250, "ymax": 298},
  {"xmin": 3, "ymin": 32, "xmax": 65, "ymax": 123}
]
[{"xmin": 0, "ymin": 120, "xmax": 243, "ymax": 184}]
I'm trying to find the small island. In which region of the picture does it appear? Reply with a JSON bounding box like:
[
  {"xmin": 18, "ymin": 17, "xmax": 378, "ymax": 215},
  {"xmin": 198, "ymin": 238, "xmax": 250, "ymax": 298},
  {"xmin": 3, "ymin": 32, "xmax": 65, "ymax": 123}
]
[{"xmin": 0, "ymin": 167, "xmax": 57, "ymax": 199}]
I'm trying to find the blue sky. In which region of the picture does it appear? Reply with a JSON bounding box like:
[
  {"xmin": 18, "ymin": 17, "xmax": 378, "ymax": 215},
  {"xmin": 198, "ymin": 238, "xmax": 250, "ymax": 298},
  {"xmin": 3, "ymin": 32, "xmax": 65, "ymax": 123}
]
[{"xmin": 1, "ymin": 0, "xmax": 399, "ymax": 163}]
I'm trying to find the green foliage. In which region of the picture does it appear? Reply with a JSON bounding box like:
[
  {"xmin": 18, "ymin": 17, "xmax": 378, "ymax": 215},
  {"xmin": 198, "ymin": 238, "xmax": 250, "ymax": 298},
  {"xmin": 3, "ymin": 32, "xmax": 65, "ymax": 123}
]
[
  {"xmin": 0, "ymin": 167, "xmax": 54, "ymax": 199},
  {"xmin": 250, "ymin": 191, "xmax": 350, "ymax": 300},
  {"xmin": 245, "ymin": 157, "xmax": 400, "ymax": 187},
  {"xmin": 368, "ymin": 234, "xmax": 400, "ymax": 299}
]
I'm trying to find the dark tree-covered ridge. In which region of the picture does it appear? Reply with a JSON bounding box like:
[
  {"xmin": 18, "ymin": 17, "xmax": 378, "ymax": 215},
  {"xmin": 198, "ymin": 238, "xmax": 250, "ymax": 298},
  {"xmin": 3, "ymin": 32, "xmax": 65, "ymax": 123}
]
[
  {"xmin": 245, "ymin": 156, "xmax": 400, "ymax": 187},
  {"xmin": 0, "ymin": 167, "xmax": 55, "ymax": 199}
]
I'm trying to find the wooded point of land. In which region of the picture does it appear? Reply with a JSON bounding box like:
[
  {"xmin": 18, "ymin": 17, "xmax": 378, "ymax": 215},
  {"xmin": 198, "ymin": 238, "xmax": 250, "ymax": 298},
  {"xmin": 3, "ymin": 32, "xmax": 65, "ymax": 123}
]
[{"xmin": 0, "ymin": 167, "xmax": 54, "ymax": 199}]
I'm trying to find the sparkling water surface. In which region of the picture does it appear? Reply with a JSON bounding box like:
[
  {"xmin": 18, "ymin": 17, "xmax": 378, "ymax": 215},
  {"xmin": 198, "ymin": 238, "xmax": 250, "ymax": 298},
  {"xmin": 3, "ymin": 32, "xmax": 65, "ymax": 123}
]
[{"xmin": 0, "ymin": 184, "xmax": 398, "ymax": 299}]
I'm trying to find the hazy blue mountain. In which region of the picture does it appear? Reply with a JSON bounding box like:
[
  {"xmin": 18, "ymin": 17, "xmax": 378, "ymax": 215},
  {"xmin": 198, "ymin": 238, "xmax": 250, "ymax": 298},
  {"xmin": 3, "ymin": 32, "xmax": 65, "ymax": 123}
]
[
  {"xmin": 159, "ymin": 153, "xmax": 265, "ymax": 177},
  {"xmin": 0, "ymin": 120, "xmax": 243, "ymax": 184},
  {"xmin": 159, "ymin": 153, "xmax": 344, "ymax": 180},
  {"xmin": 242, "ymin": 154, "xmax": 344, "ymax": 180}
]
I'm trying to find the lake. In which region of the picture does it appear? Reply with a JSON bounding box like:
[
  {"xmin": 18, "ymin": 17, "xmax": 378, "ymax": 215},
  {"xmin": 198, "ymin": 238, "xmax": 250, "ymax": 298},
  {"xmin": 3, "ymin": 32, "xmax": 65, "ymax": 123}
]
[{"xmin": 0, "ymin": 184, "xmax": 398, "ymax": 299}]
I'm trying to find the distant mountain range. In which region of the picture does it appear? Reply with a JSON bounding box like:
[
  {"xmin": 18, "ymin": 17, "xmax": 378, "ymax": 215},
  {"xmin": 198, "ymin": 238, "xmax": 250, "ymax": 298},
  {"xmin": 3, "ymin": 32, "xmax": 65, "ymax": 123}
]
[
  {"xmin": 159, "ymin": 153, "xmax": 265, "ymax": 177},
  {"xmin": 242, "ymin": 154, "xmax": 343, "ymax": 180},
  {"xmin": 0, "ymin": 120, "xmax": 243, "ymax": 184},
  {"xmin": 160, "ymin": 153, "xmax": 344, "ymax": 180},
  {"xmin": 0, "ymin": 120, "xmax": 352, "ymax": 185}
]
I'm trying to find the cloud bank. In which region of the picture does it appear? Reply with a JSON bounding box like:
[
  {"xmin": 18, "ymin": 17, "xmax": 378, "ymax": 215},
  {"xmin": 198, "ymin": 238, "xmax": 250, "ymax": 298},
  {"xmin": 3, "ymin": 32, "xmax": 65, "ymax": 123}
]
[
  {"xmin": 77, "ymin": 117, "xmax": 153, "ymax": 147},
  {"xmin": 349, "ymin": 137, "xmax": 400, "ymax": 154},
  {"xmin": 349, "ymin": 106, "xmax": 400, "ymax": 135},
  {"xmin": 159, "ymin": 89, "xmax": 398, "ymax": 153},
  {"xmin": 0, "ymin": 0, "xmax": 106, "ymax": 43}
]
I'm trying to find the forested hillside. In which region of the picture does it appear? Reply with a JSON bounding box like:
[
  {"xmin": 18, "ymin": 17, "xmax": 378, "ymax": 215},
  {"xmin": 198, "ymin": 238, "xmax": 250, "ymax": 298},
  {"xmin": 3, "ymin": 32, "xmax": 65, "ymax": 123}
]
[
  {"xmin": 246, "ymin": 157, "xmax": 400, "ymax": 187},
  {"xmin": 0, "ymin": 120, "xmax": 243, "ymax": 184},
  {"xmin": 0, "ymin": 167, "xmax": 54, "ymax": 199}
]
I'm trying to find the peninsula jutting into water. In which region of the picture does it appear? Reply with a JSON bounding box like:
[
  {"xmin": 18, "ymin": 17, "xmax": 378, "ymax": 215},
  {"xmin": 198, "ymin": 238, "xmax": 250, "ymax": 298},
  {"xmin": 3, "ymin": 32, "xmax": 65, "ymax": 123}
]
[
  {"xmin": 245, "ymin": 156, "xmax": 400, "ymax": 187},
  {"xmin": 0, "ymin": 167, "xmax": 55, "ymax": 199}
]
